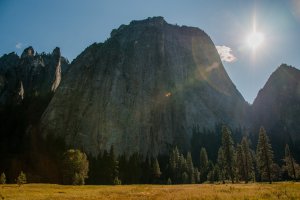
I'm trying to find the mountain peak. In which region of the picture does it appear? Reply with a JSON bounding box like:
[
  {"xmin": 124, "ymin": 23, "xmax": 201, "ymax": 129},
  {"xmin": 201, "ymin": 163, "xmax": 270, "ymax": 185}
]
[
  {"xmin": 252, "ymin": 63, "xmax": 300, "ymax": 139},
  {"xmin": 21, "ymin": 46, "xmax": 35, "ymax": 58},
  {"xmin": 274, "ymin": 63, "xmax": 299, "ymax": 76},
  {"xmin": 52, "ymin": 47, "xmax": 61, "ymax": 58},
  {"xmin": 130, "ymin": 16, "xmax": 166, "ymax": 26}
]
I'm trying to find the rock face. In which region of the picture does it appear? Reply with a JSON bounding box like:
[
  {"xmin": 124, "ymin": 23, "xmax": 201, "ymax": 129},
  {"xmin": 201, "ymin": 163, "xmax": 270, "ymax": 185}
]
[
  {"xmin": 0, "ymin": 46, "xmax": 69, "ymax": 105},
  {"xmin": 40, "ymin": 17, "xmax": 248, "ymax": 156},
  {"xmin": 252, "ymin": 64, "xmax": 300, "ymax": 159},
  {"xmin": 0, "ymin": 46, "xmax": 69, "ymax": 155}
]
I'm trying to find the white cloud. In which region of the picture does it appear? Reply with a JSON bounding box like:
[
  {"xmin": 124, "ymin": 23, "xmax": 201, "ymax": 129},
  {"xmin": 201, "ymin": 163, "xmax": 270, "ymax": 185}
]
[
  {"xmin": 16, "ymin": 42, "xmax": 23, "ymax": 49},
  {"xmin": 216, "ymin": 45, "xmax": 237, "ymax": 63}
]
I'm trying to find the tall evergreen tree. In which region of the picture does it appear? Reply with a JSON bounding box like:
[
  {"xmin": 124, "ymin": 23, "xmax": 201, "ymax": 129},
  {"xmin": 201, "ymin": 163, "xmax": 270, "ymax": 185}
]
[
  {"xmin": 256, "ymin": 127, "xmax": 274, "ymax": 184},
  {"xmin": 179, "ymin": 154, "xmax": 188, "ymax": 183},
  {"xmin": 152, "ymin": 158, "xmax": 161, "ymax": 183},
  {"xmin": 241, "ymin": 137, "xmax": 253, "ymax": 183},
  {"xmin": 236, "ymin": 144, "xmax": 245, "ymax": 182},
  {"xmin": 186, "ymin": 152, "xmax": 195, "ymax": 183},
  {"xmin": 217, "ymin": 147, "xmax": 226, "ymax": 184},
  {"xmin": 199, "ymin": 147, "xmax": 208, "ymax": 182},
  {"xmin": 193, "ymin": 167, "xmax": 200, "ymax": 183},
  {"xmin": 284, "ymin": 144, "xmax": 297, "ymax": 180},
  {"xmin": 221, "ymin": 125, "xmax": 235, "ymax": 183},
  {"xmin": 169, "ymin": 147, "xmax": 180, "ymax": 183},
  {"xmin": 236, "ymin": 137, "xmax": 254, "ymax": 183}
]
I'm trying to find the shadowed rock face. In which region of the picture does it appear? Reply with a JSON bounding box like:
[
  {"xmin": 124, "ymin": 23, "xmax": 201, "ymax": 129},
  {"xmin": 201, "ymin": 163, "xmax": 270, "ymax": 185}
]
[
  {"xmin": 0, "ymin": 46, "xmax": 69, "ymax": 158},
  {"xmin": 252, "ymin": 64, "xmax": 300, "ymax": 141},
  {"xmin": 40, "ymin": 17, "xmax": 248, "ymax": 156},
  {"xmin": 251, "ymin": 64, "xmax": 300, "ymax": 161}
]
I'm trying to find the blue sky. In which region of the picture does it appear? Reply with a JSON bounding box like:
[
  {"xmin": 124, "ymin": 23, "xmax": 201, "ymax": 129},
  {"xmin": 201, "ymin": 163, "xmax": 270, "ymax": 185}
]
[{"xmin": 1, "ymin": 0, "xmax": 299, "ymax": 103}]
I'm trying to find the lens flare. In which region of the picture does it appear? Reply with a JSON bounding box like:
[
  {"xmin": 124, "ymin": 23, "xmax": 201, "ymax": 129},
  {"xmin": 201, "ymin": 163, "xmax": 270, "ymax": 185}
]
[{"xmin": 247, "ymin": 31, "xmax": 264, "ymax": 50}]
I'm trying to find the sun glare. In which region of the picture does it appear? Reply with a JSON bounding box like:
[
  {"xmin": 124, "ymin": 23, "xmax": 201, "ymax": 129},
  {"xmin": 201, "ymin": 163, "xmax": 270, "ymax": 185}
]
[{"xmin": 247, "ymin": 31, "xmax": 264, "ymax": 50}]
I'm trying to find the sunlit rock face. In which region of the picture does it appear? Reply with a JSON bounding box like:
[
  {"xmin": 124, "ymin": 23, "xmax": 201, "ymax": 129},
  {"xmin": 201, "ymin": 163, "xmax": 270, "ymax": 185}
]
[
  {"xmin": 0, "ymin": 46, "xmax": 69, "ymax": 105},
  {"xmin": 41, "ymin": 17, "xmax": 248, "ymax": 156}
]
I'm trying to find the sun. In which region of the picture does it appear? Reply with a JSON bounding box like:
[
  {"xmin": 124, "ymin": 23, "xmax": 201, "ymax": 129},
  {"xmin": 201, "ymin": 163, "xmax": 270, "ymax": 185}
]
[{"xmin": 247, "ymin": 31, "xmax": 264, "ymax": 50}]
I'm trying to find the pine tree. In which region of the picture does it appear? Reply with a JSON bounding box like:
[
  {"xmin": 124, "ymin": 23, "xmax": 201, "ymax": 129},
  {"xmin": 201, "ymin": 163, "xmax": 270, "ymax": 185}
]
[
  {"xmin": 200, "ymin": 147, "xmax": 208, "ymax": 171},
  {"xmin": 213, "ymin": 164, "xmax": 220, "ymax": 182},
  {"xmin": 241, "ymin": 137, "xmax": 253, "ymax": 183},
  {"xmin": 217, "ymin": 147, "xmax": 226, "ymax": 184},
  {"xmin": 199, "ymin": 147, "xmax": 208, "ymax": 182},
  {"xmin": 284, "ymin": 144, "xmax": 297, "ymax": 180},
  {"xmin": 152, "ymin": 158, "xmax": 162, "ymax": 179},
  {"xmin": 169, "ymin": 147, "xmax": 180, "ymax": 183},
  {"xmin": 179, "ymin": 154, "xmax": 187, "ymax": 175},
  {"xmin": 236, "ymin": 137, "xmax": 253, "ymax": 183},
  {"xmin": 193, "ymin": 167, "xmax": 200, "ymax": 183},
  {"xmin": 186, "ymin": 152, "xmax": 194, "ymax": 183},
  {"xmin": 256, "ymin": 127, "xmax": 274, "ymax": 184},
  {"xmin": 17, "ymin": 171, "xmax": 27, "ymax": 186},
  {"xmin": 221, "ymin": 125, "xmax": 235, "ymax": 183},
  {"xmin": 0, "ymin": 172, "xmax": 6, "ymax": 184},
  {"xmin": 236, "ymin": 144, "xmax": 245, "ymax": 182}
]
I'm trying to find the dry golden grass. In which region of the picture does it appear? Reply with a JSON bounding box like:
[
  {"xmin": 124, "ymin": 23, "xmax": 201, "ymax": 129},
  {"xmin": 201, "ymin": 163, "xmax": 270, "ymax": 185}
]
[{"xmin": 0, "ymin": 182, "xmax": 300, "ymax": 200}]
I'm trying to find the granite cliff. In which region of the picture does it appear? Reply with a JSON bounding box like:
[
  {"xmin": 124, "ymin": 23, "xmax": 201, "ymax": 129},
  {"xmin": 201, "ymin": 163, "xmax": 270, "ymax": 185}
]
[
  {"xmin": 0, "ymin": 47, "xmax": 69, "ymax": 178},
  {"xmin": 251, "ymin": 64, "xmax": 300, "ymax": 160},
  {"xmin": 40, "ymin": 17, "xmax": 248, "ymax": 156}
]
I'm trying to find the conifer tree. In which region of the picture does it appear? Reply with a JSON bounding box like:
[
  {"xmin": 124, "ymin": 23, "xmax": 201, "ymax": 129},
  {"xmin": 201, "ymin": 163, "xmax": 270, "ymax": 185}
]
[
  {"xmin": 236, "ymin": 144, "xmax": 245, "ymax": 182},
  {"xmin": 241, "ymin": 137, "xmax": 253, "ymax": 183},
  {"xmin": 256, "ymin": 127, "xmax": 274, "ymax": 184},
  {"xmin": 236, "ymin": 137, "xmax": 253, "ymax": 183},
  {"xmin": 284, "ymin": 144, "xmax": 297, "ymax": 180},
  {"xmin": 16, "ymin": 171, "xmax": 27, "ymax": 186},
  {"xmin": 193, "ymin": 167, "xmax": 200, "ymax": 183},
  {"xmin": 152, "ymin": 158, "xmax": 162, "ymax": 179},
  {"xmin": 179, "ymin": 154, "xmax": 188, "ymax": 175},
  {"xmin": 221, "ymin": 125, "xmax": 235, "ymax": 183},
  {"xmin": 169, "ymin": 147, "xmax": 180, "ymax": 183},
  {"xmin": 200, "ymin": 147, "xmax": 208, "ymax": 171},
  {"xmin": 217, "ymin": 147, "xmax": 226, "ymax": 184},
  {"xmin": 199, "ymin": 147, "xmax": 208, "ymax": 182},
  {"xmin": 0, "ymin": 172, "xmax": 6, "ymax": 184},
  {"xmin": 186, "ymin": 152, "xmax": 194, "ymax": 183}
]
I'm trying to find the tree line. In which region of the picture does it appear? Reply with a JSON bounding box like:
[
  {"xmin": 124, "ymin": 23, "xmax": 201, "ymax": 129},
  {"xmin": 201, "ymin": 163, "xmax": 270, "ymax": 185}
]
[{"xmin": 1, "ymin": 125, "xmax": 299, "ymax": 185}]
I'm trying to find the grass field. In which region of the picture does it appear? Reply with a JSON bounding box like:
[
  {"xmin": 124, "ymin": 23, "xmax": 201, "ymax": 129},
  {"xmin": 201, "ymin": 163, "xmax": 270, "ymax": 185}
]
[{"xmin": 1, "ymin": 182, "xmax": 300, "ymax": 200}]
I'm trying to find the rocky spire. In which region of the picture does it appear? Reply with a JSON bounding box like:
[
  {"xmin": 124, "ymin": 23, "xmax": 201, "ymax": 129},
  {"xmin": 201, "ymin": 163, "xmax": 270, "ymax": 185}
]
[
  {"xmin": 51, "ymin": 47, "xmax": 62, "ymax": 92},
  {"xmin": 21, "ymin": 46, "xmax": 35, "ymax": 58}
]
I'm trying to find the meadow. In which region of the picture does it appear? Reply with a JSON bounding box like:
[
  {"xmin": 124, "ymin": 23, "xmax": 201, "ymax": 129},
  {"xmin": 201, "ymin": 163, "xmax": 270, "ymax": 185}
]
[{"xmin": 1, "ymin": 182, "xmax": 300, "ymax": 200}]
